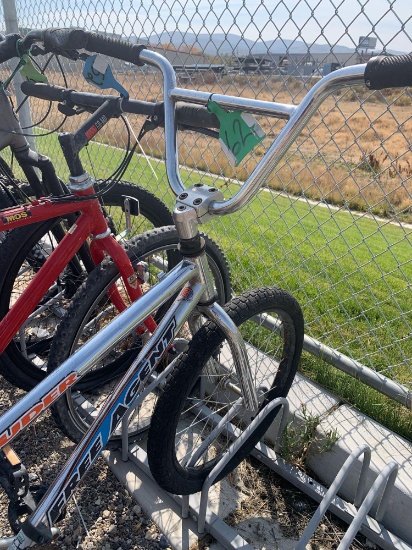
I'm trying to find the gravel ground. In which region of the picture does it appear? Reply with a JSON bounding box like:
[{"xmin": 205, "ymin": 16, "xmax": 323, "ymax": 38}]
[
  {"xmin": 0, "ymin": 379, "xmax": 167, "ymax": 549},
  {"xmin": 0, "ymin": 378, "xmax": 380, "ymax": 550}
]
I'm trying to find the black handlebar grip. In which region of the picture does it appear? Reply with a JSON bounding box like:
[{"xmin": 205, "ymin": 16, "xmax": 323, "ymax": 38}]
[
  {"xmin": 365, "ymin": 54, "xmax": 412, "ymax": 90},
  {"xmin": 43, "ymin": 28, "xmax": 88, "ymax": 52},
  {"xmin": 176, "ymin": 103, "xmax": 220, "ymax": 129},
  {"xmin": 84, "ymin": 32, "xmax": 147, "ymax": 66},
  {"xmin": 21, "ymin": 80, "xmax": 66, "ymax": 101},
  {"xmin": 0, "ymin": 33, "xmax": 21, "ymax": 63}
]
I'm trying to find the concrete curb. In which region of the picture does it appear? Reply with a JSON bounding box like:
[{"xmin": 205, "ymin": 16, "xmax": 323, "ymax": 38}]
[{"xmin": 266, "ymin": 371, "xmax": 412, "ymax": 546}]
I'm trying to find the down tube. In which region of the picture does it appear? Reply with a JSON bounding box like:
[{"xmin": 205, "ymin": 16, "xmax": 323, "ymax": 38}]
[
  {"xmin": 14, "ymin": 282, "xmax": 205, "ymax": 548},
  {"xmin": 0, "ymin": 260, "xmax": 197, "ymax": 450}
]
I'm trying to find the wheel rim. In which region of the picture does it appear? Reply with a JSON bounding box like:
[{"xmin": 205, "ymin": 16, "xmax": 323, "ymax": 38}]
[{"xmin": 171, "ymin": 307, "xmax": 297, "ymax": 475}]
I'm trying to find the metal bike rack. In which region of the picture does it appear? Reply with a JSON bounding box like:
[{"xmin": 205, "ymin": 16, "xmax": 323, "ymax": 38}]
[
  {"xmin": 117, "ymin": 387, "xmax": 408, "ymax": 550},
  {"xmin": 119, "ymin": 396, "xmax": 289, "ymax": 549},
  {"xmin": 180, "ymin": 397, "xmax": 290, "ymax": 535},
  {"xmin": 116, "ymin": 333, "xmax": 406, "ymax": 549},
  {"xmin": 296, "ymin": 444, "xmax": 399, "ymax": 550}
]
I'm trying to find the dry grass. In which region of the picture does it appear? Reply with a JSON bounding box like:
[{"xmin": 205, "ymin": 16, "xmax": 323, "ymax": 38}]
[
  {"xmin": 224, "ymin": 458, "xmax": 378, "ymax": 549},
  {"xmin": 6, "ymin": 66, "xmax": 412, "ymax": 221}
]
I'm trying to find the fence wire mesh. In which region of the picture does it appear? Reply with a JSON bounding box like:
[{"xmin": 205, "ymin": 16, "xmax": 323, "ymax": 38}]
[{"xmin": 1, "ymin": 1, "xmax": 411, "ymax": 415}]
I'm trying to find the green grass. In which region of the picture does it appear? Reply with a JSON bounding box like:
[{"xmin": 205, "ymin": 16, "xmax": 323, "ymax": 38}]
[{"xmin": 12, "ymin": 132, "xmax": 412, "ymax": 440}]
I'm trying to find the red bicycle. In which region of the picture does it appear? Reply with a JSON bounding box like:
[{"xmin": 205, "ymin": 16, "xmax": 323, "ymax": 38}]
[{"xmin": 0, "ymin": 31, "xmax": 230, "ymax": 391}]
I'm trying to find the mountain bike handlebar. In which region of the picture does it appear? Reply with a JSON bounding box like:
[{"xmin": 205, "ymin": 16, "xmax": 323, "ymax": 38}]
[{"xmin": 20, "ymin": 81, "xmax": 220, "ymax": 130}]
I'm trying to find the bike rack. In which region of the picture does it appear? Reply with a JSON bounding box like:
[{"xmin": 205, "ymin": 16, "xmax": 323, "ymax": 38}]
[
  {"xmin": 176, "ymin": 416, "xmax": 401, "ymax": 549},
  {"xmin": 119, "ymin": 395, "xmax": 289, "ymax": 549},
  {"xmin": 118, "ymin": 387, "xmax": 406, "ymax": 550},
  {"xmin": 0, "ymin": 368, "xmax": 402, "ymax": 548},
  {"xmin": 180, "ymin": 397, "xmax": 289, "ymax": 535},
  {"xmin": 296, "ymin": 444, "xmax": 399, "ymax": 549}
]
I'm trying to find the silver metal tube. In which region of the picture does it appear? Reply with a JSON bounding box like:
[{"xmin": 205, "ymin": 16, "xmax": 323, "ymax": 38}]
[
  {"xmin": 139, "ymin": 50, "xmax": 365, "ymax": 213},
  {"xmin": 337, "ymin": 461, "xmax": 399, "ymax": 550},
  {"xmin": 256, "ymin": 312, "xmax": 412, "ymax": 410},
  {"xmin": 0, "ymin": 528, "xmax": 59, "ymax": 549},
  {"xmin": 296, "ymin": 444, "xmax": 371, "ymax": 549},
  {"xmin": 140, "ymin": 50, "xmax": 186, "ymax": 196},
  {"xmin": 171, "ymin": 88, "xmax": 296, "ymax": 119},
  {"xmin": 197, "ymin": 397, "xmax": 289, "ymax": 534},
  {"xmin": 201, "ymin": 302, "xmax": 259, "ymax": 412},
  {"xmin": 208, "ymin": 64, "xmax": 366, "ymax": 215},
  {"xmin": 186, "ymin": 398, "xmax": 244, "ymax": 468},
  {"xmin": 27, "ymin": 282, "xmax": 206, "ymax": 532}
]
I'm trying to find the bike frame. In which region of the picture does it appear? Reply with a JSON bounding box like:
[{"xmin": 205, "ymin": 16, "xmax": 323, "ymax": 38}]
[
  {"xmin": 0, "ymin": 256, "xmax": 240, "ymax": 548},
  {"xmin": 0, "ymin": 92, "xmax": 162, "ymax": 358},
  {"xmin": 0, "ymin": 188, "xmax": 157, "ymax": 356},
  {"xmin": 0, "ymin": 29, "xmax": 370, "ymax": 548}
]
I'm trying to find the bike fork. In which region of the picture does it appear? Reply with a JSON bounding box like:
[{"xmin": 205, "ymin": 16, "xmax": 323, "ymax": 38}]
[{"xmin": 173, "ymin": 186, "xmax": 259, "ymax": 413}]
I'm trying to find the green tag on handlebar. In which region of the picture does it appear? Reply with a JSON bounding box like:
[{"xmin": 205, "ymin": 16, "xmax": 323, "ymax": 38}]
[
  {"xmin": 83, "ymin": 55, "xmax": 129, "ymax": 98},
  {"xmin": 19, "ymin": 55, "xmax": 48, "ymax": 83},
  {"xmin": 207, "ymin": 100, "xmax": 265, "ymax": 166}
]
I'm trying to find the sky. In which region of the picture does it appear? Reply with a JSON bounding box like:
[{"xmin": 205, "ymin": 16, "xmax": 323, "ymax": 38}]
[{"xmin": 9, "ymin": 0, "xmax": 412, "ymax": 53}]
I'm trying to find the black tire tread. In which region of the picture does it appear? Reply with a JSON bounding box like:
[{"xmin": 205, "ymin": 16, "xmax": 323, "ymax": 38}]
[{"xmin": 147, "ymin": 286, "xmax": 304, "ymax": 495}]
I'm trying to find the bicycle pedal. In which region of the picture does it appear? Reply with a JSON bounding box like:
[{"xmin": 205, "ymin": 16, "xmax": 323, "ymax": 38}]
[{"xmin": 8, "ymin": 483, "xmax": 65, "ymax": 533}]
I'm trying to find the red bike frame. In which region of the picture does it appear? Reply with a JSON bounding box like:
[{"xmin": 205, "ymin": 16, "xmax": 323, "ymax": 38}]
[{"xmin": 0, "ymin": 185, "xmax": 157, "ymax": 356}]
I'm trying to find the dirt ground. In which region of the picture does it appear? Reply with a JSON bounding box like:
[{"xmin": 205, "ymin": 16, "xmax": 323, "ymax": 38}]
[
  {"xmin": 220, "ymin": 457, "xmax": 380, "ymax": 549},
  {"xmin": 0, "ymin": 378, "xmax": 380, "ymax": 549}
]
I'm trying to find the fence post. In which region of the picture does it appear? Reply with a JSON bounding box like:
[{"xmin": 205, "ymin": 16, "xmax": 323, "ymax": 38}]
[{"xmin": 2, "ymin": 0, "xmax": 36, "ymax": 150}]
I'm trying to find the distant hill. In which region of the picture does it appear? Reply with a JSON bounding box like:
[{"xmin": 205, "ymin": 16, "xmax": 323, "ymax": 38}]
[{"xmin": 139, "ymin": 31, "xmax": 357, "ymax": 55}]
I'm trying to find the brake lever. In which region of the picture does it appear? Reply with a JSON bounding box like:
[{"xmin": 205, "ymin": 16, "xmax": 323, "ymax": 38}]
[
  {"xmin": 58, "ymin": 103, "xmax": 89, "ymax": 117},
  {"xmin": 31, "ymin": 42, "xmax": 81, "ymax": 61},
  {"xmin": 57, "ymin": 102, "xmax": 77, "ymax": 116},
  {"xmin": 30, "ymin": 44, "xmax": 46, "ymax": 57}
]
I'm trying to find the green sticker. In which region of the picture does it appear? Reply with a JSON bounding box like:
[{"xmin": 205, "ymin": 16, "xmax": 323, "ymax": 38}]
[
  {"xmin": 207, "ymin": 100, "xmax": 265, "ymax": 166},
  {"xmin": 19, "ymin": 55, "xmax": 48, "ymax": 83}
]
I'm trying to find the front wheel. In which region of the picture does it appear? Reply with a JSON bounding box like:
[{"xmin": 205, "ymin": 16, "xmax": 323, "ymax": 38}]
[{"xmin": 147, "ymin": 286, "xmax": 304, "ymax": 495}]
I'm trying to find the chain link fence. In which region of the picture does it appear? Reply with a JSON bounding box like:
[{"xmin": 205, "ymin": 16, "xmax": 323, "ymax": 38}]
[{"xmin": 1, "ymin": 1, "xmax": 411, "ymax": 420}]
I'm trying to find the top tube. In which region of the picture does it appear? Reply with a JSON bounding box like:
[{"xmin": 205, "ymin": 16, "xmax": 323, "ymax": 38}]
[{"xmin": 140, "ymin": 49, "xmax": 366, "ymax": 216}]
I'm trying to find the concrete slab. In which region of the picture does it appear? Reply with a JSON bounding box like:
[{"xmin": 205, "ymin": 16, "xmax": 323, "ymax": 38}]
[
  {"xmin": 306, "ymin": 405, "xmax": 412, "ymax": 545},
  {"xmin": 209, "ymin": 517, "xmax": 298, "ymax": 550},
  {"xmin": 104, "ymin": 442, "xmax": 255, "ymax": 550}
]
